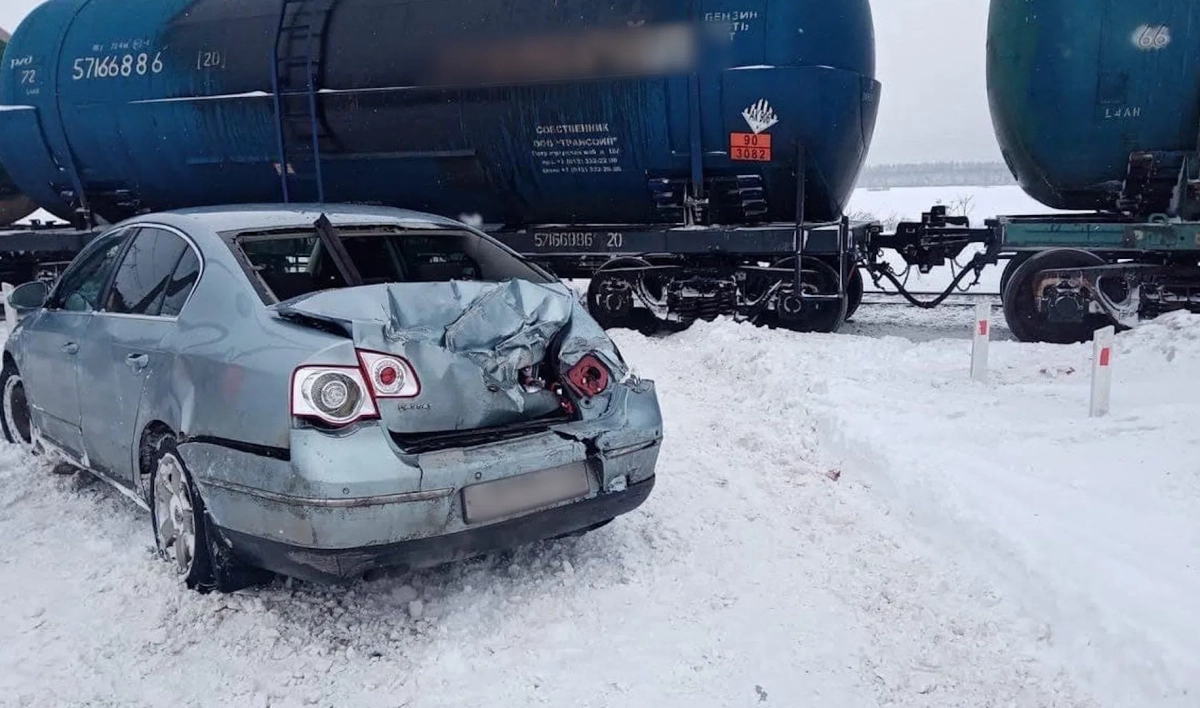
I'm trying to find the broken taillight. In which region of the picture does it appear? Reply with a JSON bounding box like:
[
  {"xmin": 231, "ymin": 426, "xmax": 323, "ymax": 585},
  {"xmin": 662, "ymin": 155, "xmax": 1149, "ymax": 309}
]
[
  {"xmin": 565, "ymin": 354, "xmax": 610, "ymax": 398},
  {"xmin": 357, "ymin": 350, "xmax": 421, "ymax": 398}
]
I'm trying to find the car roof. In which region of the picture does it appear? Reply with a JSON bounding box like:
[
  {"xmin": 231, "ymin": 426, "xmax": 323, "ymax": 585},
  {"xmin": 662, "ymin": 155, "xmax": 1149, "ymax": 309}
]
[{"xmin": 121, "ymin": 204, "xmax": 466, "ymax": 234}]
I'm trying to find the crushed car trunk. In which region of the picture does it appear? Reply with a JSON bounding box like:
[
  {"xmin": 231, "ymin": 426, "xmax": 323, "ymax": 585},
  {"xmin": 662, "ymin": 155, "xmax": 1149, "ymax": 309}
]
[{"xmin": 272, "ymin": 279, "xmax": 623, "ymax": 435}]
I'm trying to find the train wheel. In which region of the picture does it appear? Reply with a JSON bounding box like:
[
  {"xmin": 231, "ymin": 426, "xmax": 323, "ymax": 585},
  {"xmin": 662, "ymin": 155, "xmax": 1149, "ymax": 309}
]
[
  {"xmin": 768, "ymin": 258, "xmax": 851, "ymax": 332},
  {"xmin": 999, "ymin": 252, "xmax": 1033, "ymax": 297},
  {"xmin": 1002, "ymin": 249, "xmax": 1108, "ymax": 344},
  {"xmin": 586, "ymin": 257, "xmax": 661, "ymax": 333},
  {"xmin": 771, "ymin": 259, "xmax": 847, "ymax": 334}
]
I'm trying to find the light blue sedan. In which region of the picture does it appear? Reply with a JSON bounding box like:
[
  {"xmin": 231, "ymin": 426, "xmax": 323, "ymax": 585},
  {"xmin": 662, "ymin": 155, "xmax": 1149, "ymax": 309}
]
[{"xmin": 1, "ymin": 205, "xmax": 662, "ymax": 592}]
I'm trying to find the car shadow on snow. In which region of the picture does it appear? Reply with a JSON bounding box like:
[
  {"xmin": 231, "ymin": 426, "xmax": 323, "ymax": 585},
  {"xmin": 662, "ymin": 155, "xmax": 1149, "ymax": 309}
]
[{"xmin": 46, "ymin": 460, "xmax": 648, "ymax": 657}]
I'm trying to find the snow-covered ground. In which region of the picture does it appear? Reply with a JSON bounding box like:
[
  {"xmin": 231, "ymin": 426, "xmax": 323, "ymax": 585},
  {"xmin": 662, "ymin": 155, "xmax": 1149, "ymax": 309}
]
[{"xmin": 2, "ymin": 300, "xmax": 1197, "ymax": 707}]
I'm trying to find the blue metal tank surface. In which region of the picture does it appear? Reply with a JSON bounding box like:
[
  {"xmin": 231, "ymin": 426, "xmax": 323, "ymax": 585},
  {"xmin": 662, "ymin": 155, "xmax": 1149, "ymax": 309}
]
[
  {"xmin": 0, "ymin": 27, "xmax": 37, "ymax": 225},
  {"xmin": 988, "ymin": 0, "xmax": 1200, "ymax": 212},
  {"xmin": 0, "ymin": 0, "xmax": 879, "ymax": 228}
]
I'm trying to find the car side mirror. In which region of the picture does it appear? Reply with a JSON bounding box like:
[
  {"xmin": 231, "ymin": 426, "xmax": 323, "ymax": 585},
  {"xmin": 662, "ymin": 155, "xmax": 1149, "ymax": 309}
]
[{"xmin": 6, "ymin": 281, "xmax": 49, "ymax": 313}]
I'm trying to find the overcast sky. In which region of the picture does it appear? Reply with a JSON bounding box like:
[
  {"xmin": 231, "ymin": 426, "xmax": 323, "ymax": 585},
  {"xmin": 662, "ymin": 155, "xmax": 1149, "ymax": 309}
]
[{"xmin": 0, "ymin": 0, "xmax": 1000, "ymax": 165}]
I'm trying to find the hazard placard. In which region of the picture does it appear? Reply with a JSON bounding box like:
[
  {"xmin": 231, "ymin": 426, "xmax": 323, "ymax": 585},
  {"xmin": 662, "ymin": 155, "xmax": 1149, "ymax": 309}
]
[{"xmin": 730, "ymin": 132, "xmax": 772, "ymax": 161}]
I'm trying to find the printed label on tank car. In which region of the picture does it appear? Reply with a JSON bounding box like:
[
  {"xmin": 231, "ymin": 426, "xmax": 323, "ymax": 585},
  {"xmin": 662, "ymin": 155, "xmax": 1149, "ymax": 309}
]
[
  {"xmin": 529, "ymin": 231, "xmax": 627, "ymax": 251},
  {"xmin": 1103, "ymin": 106, "xmax": 1142, "ymax": 120},
  {"xmin": 1132, "ymin": 25, "xmax": 1171, "ymax": 51},
  {"xmin": 71, "ymin": 50, "xmax": 164, "ymax": 81},
  {"xmin": 531, "ymin": 123, "xmax": 625, "ymax": 175},
  {"xmin": 196, "ymin": 50, "xmax": 228, "ymax": 71},
  {"xmin": 703, "ymin": 10, "xmax": 760, "ymax": 39},
  {"xmin": 8, "ymin": 55, "xmax": 40, "ymax": 96},
  {"xmin": 730, "ymin": 133, "xmax": 771, "ymax": 162}
]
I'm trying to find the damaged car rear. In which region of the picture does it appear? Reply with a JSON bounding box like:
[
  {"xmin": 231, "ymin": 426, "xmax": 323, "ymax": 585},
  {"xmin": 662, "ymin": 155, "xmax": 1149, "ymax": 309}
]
[{"xmin": 0, "ymin": 205, "xmax": 662, "ymax": 593}]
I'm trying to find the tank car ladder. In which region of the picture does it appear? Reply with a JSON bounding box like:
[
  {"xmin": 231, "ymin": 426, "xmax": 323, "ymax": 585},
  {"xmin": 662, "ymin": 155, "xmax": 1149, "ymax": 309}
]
[{"xmin": 271, "ymin": 0, "xmax": 339, "ymax": 204}]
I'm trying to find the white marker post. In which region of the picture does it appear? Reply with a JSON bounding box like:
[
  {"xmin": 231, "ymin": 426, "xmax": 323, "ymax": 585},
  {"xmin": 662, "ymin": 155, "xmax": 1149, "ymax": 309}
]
[
  {"xmin": 1090, "ymin": 325, "xmax": 1115, "ymax": 418},
  {"xmin": 971, "ymin": 302, "xmax": 991, "ymax": 381},
  {"xmin": 1, "ymin": 283, "xmax": 14, "ymax": 333}
]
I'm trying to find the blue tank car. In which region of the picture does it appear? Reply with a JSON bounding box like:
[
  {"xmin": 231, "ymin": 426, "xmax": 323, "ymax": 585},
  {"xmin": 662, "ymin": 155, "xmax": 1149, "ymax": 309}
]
[
  {"xmin": 988, "ymin": 0, "xmax": 1200, "ymax": 214},
  {"xmin": 0, "ymin": 0, "xmax": 879, "ymax": 232},
  {"xmin": 0, "ymin": 27, "xmax": 37, "ymax": 226}
]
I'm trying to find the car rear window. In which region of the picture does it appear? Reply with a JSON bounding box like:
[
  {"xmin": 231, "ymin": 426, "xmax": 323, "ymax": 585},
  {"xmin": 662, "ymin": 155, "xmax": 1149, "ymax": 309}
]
[{"xmin": 232, "ymin": 225, "xmax": 552, "ymax": 303}]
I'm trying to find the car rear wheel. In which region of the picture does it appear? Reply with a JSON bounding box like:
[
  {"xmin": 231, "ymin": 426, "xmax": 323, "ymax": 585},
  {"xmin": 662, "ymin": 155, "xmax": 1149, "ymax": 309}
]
[
  {"xmin": 150, "ymin": 439, "xmax": 217, "ymax": 592},
  {"xmin": 147, "ymin": 434, "xmax": 272, "ymax": 593},
  {"xmin": 1, "ymin": 361, "xmax": 40, "ymax": 455}
]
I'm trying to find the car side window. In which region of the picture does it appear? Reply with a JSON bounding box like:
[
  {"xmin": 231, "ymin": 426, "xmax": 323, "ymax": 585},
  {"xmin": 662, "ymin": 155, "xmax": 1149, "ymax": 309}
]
[
  {"xmin": 106, "ymin": 228, "xmax": 190, "ymax": 316},
  {"xmin": 50, "ymin": 231, "xmax": 131, "ymax": 313},
  {"xmin": 159, "ymin": 247, "xmax": 201, "ymax": 318}
]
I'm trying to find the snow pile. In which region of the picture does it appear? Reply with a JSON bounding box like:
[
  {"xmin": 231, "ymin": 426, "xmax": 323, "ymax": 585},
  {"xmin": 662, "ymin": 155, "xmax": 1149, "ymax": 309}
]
[
  {"xmin": 806, "ymin": 309, "xmax": 1200, "ymax": 707},
  {"xmin": 2, "ymin": 303, "xmax": 1196, "ymax": 706}
]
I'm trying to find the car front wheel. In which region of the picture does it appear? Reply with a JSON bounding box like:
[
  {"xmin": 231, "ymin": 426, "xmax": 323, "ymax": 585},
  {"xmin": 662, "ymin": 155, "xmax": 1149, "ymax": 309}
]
[{"xmin": 0, "ymin": 360, "xmax": 40, "ymax": 455}]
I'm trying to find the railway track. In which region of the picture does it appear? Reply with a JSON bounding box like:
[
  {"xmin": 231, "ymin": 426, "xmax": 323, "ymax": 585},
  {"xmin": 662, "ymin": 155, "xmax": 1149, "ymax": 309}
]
[{"xmin": 861, "ymin": 290, "xmax": 1000, "ymax": 307}]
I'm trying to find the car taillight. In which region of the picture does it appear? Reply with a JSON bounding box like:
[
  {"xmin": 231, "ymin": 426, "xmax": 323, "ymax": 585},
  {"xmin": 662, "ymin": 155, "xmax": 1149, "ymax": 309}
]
[
  {"xmin": 290, "ymin": 366, "xmax": 378, "ymax": 426},
  {"xmin": 357, "ymin": 350, "xmax": 421, "ymax": 398},
  {"xmin": 566, "ymin": 354, "xmax": 610, "ymax": 398}
]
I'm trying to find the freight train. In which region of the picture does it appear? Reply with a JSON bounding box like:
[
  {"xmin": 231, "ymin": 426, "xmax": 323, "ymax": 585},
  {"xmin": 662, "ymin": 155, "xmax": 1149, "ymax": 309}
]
[
  {"xmin": 0, "ymin": 0, "xmax": 1198, "ymax": 344},
  {"xmin": 0, "ymin": 0, "xmax": 878, "ymax": 333}
]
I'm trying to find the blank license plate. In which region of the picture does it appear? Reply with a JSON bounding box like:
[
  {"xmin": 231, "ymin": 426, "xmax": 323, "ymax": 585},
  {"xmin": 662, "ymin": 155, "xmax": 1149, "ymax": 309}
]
[{"xmin": 462, "ymin": 463, "xmax": 591, "ymax": 524}]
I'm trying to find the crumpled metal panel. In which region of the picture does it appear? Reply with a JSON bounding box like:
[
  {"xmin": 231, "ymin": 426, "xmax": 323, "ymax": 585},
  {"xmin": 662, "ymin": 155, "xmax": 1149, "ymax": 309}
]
[{"xmin": 274, "ymin": 279, "xmax": 627, "ymax": 429}]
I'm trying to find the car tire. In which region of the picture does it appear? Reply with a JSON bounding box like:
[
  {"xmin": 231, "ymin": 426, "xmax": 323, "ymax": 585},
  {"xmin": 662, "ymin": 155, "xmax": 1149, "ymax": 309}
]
[
  {"xmin": 148, "ymin": 435, "xmax": 218, "ymax": 592},
  {"xmin": 147, "ymin": 433, "xmax": 273, "ymax": 594},
  {"xmin": 0, "ymin": 360, "xmax": 40, "ymax": 455}
]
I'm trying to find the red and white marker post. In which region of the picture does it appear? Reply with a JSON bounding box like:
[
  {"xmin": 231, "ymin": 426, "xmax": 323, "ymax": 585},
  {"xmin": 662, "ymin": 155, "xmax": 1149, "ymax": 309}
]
[
  {"xmin": 971, "ymin": 302, "xmax": 991, "ymax": 381},
  {"xmin": 1090, "ymin": 325, "xmax": 1115, "ymax": 417}
]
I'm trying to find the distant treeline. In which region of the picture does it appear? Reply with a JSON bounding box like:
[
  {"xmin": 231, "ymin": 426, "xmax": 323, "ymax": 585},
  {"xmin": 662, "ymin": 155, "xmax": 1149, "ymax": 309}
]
[{"xmin": 858, "ymin": 161, "xmax": 1016, "ymax": 189}]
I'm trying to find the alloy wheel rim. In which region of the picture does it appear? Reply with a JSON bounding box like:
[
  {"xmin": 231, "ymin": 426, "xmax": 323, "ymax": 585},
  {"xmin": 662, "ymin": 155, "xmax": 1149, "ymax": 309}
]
[
  {"xmin": 153, "ymin": 453, "xmax": 196, "ymax": 576},
  {"xmin": 3, "ymin": 374, "xmax": 33, "ymax": 451}
]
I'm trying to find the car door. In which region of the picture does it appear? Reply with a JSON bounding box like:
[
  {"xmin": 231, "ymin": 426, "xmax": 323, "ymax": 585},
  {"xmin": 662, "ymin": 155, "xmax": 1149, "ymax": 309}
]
[
  {"xmin": 79, "ymin": 225, "xmax": 200, "ymax": 485},
  {"xmin": 17, "ymin": 229, "xmax": 132, "ymax": 460}
]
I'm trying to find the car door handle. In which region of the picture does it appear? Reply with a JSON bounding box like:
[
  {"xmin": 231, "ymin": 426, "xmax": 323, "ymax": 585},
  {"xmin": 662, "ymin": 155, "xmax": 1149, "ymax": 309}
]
[
  {"xmin": 61, "ymin": 342, "xmax": 79, "ymax": 355},
  {"xmin": 125, "ymin": 353, "xmax": 149, "ymax": 371}
]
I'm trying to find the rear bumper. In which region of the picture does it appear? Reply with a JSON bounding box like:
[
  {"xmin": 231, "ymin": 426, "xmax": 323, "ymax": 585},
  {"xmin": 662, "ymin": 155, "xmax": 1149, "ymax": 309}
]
[
  {"xmin": 180, "ymin": 378, "xmax": 662, "ymax": 582},
  {"xmin": 216, "ymin": 475, "xmax": 655, "ymax": 583}
]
